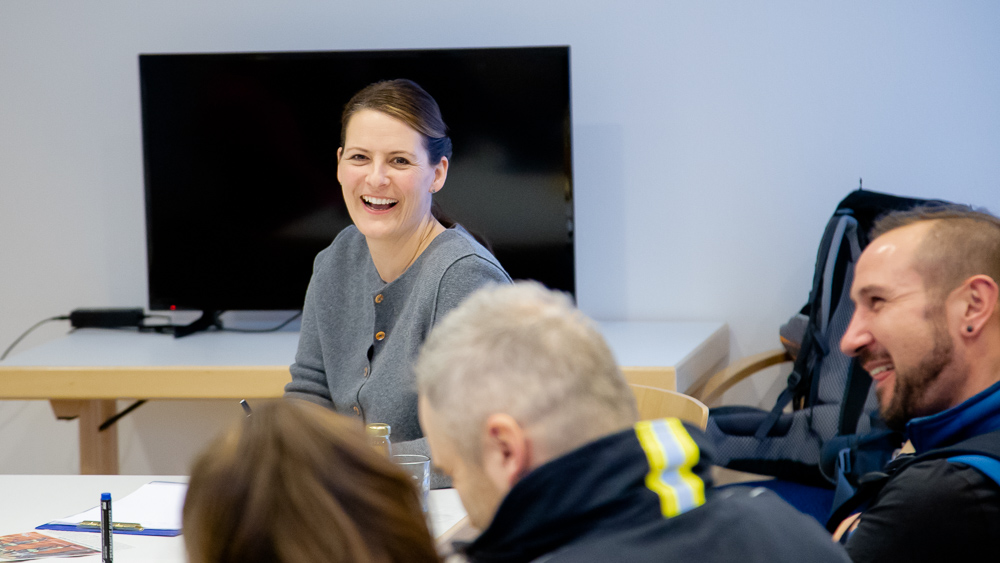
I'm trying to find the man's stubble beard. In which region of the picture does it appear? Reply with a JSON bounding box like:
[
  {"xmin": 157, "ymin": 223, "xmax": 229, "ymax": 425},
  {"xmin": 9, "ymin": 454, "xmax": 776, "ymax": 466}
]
[{"xmin": 878, "ymin": 312, "xmax": 953, "ymax": 432}]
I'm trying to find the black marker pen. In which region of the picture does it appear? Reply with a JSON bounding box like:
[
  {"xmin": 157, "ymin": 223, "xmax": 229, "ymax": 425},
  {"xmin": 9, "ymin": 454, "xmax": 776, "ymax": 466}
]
[{"xmin": 101, "ymin": 492, "xmax": 113, "ymax": 563}]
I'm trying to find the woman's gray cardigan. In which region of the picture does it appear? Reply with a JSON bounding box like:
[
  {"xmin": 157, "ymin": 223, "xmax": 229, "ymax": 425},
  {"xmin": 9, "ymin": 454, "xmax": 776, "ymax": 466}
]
[{"xmin": 285, "ymin": 225, "xmax": 510, "ymax": 484}]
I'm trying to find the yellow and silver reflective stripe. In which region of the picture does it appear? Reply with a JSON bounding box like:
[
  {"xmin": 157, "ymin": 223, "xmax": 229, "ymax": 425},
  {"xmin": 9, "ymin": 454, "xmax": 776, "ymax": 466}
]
[{"xmin": 634, "ymin": 418, "xmax": 706, "ymax": 518}]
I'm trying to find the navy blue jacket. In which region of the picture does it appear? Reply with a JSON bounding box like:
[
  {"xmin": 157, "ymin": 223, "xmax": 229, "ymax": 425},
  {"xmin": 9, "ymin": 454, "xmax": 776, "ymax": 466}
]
[{"xmin": 463, "ymin": 418, "xmax": 850, "ymax": 563}]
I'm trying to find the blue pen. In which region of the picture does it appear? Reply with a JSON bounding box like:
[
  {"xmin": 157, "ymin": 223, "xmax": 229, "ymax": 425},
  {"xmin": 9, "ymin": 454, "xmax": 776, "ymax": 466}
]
[{"xmin": 101, "ymin": 492, "xmax": 113, "ymax": 563}]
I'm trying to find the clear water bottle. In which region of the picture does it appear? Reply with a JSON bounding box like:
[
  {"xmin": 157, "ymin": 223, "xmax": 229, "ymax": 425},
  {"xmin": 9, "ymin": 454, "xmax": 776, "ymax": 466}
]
[{"xmin": 366, "ymin": 423, "xmax": 392, "ymax": 458}]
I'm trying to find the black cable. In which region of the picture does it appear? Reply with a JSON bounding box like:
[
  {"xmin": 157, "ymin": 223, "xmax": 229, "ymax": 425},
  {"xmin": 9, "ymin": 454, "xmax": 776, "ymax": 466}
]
[
  {"xmin": 138, "ymin": 324, "xmax": 180, "ymax": 334},
  {"xmin": 2, "ymin": 311, "xmax": 300, "ymax": 363},
  {"xmin": 98, "ymin": 312, "xmax": 300, "ymax": 335},
  {"xmin": 219, "ymin": 311, "xmax": 302, "ymax": 333},
  {"xmin": 1, "ymin": 316, "xmax": 70, "ymax": 361},
  {"xmin": 104, "ymin": 324, "xmax": 176, "ymax": 334},
  {"xmin": 137, "ymin": 313, "xmax": 181, "ymax": 333},
  {"xmin": 99, "ymin": 400, "xmax": 147, "ymax": 431}
]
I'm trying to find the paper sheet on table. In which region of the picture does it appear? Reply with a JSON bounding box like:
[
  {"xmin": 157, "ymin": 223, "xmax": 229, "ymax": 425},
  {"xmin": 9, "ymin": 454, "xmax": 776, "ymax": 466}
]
[
  {"xmin": 428, "ymin": 489, "xmax": 467, "ymax": 538},
  {"xmin": 38, "ymin": 481, "xmax": 187, "ymax": 534}
]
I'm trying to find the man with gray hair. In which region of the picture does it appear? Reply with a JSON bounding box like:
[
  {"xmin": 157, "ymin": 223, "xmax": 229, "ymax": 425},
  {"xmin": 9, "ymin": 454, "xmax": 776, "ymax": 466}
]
[{"xmin": 416, "ymin": 282, "xmax": 850, "ymax": 562}]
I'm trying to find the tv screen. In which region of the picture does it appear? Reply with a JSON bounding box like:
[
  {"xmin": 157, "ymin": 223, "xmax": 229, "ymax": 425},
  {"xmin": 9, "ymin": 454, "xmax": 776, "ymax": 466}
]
[{"xmin": 139, "ymin": 46, "xmax": 573, "ymax": 313}]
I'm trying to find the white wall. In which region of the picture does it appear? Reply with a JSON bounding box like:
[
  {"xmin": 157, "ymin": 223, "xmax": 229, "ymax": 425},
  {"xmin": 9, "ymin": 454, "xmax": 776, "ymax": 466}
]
[{"xmin": 2, "ymin": 0, "xmax": 999, "ymax": 474}]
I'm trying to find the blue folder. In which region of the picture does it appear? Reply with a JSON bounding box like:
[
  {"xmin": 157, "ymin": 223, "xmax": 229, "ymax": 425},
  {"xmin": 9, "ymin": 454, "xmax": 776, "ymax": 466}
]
[{"xmin": 36, "ymin": 481, "xmax": 185, "ymax": 537}]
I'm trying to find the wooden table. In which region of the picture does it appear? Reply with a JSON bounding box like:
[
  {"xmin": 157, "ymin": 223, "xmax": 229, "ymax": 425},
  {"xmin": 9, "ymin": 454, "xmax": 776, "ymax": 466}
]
[
  {"xmin": 0, "ymin": 330, "xmax": 297, "ymax": 475},
  {"xmin": 0, "ymin": 322, "xmax": 727, "ymax": 474}
]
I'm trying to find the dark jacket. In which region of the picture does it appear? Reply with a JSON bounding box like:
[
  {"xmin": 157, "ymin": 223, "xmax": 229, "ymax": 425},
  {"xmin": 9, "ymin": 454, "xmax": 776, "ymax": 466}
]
[
  {"xmin": 843, "ymin": 380, "xmax": 1000, "ymax": 562},
  {"xmin": 463, "ymin": 418, "xmax": 851, "ymax": 563}
]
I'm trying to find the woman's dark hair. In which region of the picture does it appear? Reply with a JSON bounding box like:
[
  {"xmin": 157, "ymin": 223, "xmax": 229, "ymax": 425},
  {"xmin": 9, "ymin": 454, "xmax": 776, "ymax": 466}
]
[
  {"xmin": 183, "ymin": 400, "xmax": 440, "ymax": 563},
  {"xmin": 340, "ymin": 78, "xmax": 452, "ymax": 164}
]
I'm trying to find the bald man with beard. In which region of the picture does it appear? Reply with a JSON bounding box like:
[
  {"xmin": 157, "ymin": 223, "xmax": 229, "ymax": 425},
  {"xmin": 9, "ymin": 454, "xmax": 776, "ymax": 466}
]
[{"xmin": 834, "ymin": 204, "xmax": 1000, "ymax": 562}]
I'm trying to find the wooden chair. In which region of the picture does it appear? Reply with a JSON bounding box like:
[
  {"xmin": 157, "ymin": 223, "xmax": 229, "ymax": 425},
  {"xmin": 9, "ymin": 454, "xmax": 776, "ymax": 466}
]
[
  {"xmin": 621, "ymin": 366, "xmax": 676, "ymax": 391},
  {"xmin": 688, "ymin": 349, "xmax": 792, "ymax": 407},
  {"xmin": 628, "ymin": 384, "xmax": 709, "ymax": 430}
]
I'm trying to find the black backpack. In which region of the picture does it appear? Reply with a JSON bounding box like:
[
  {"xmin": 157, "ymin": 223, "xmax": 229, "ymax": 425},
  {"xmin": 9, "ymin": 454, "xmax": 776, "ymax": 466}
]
[{"xmin": 706, "ymin": 188, "xmax": 949, "ymax": 487}]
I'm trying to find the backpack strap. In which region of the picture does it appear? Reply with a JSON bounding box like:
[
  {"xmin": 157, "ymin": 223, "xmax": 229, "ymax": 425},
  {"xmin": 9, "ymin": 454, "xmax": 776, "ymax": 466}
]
[
  {"xmin": 947, "ymin": 455, "xmax": 1000, "ymax": 487},
  {"xmin": 825, "ymin": 468, "xmax": 892, "ymax": 532},
  {"xmin": 830, "ymin": 447, "xmax": 858, "ymax": 515},
  {"xmin": 818, "ymin": 214, "xmax": 860, "ymax": 335},
  {"xmin": 823, "ymin": 429, "xmax": 903, "ymax": 522},
  {"xmin": 754, "ymin": 213, "xmax": 857, "ymax": 441},
  {"xmin": 838, "ymin": 358, "xmax": 872, "ymax": 435}
]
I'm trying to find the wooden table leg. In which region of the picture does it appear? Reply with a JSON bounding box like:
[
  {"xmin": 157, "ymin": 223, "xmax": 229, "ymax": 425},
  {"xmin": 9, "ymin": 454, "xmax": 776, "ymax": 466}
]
[
  {"xmin": 78, "ymin": 400, "xmax": 119, "ymax": 475},
  {"xmin": 50, "ymin": 399, "xmax": 85, "ymax": 420}
]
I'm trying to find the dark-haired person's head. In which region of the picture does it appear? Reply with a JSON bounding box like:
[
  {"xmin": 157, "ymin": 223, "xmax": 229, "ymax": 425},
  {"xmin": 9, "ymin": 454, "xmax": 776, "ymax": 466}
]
[
  {"xmin": 841, "ymin": 203, "xmax": 1000, "ymax": 430},
  {"xmin": 183, "ymin": 400, "xmax": 439, "ymax": 563},
  {"xmin": 336, "ymin": 79, "xmax": 453, "ymax": 258}
]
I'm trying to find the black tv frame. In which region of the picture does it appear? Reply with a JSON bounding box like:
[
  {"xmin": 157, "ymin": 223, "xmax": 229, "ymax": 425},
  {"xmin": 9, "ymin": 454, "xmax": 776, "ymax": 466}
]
[{"xmin": 139, "ymin": 46, "xmax": 573, "ymax": 336}]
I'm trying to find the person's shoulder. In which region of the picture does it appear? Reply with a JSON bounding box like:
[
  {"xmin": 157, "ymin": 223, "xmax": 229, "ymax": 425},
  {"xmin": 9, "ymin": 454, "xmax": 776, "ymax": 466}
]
[
  {"xmin": 429, "ymin": 226, "xmax": 496, "ymax": 260},
  {"xmin": 424, "ymin": 226, "xmax": 510, "ymax": 282},
  {"xmin": 844, "ymin": 457, "xmax": 1000, "ymax": 561},
  {"xmin": 544, "ymin": 487, "xmax": 850, "ymax": 563},
  {"xmin": 698, "ymin": 488, "xmax": 852, "ymax": 560},
  {"xmin": 857, "ymin": 457, "xmax": 999, "ymax": 529},
  {"xmin": 895, "ymin": 455, "xmax": 998, "ymax": 488},
  {"xmin": 329, "ymin": 224, "xmax": 364, "ymax": 249},
  {"xmin": 313, "ymin": 225, "xmax": 366, "ymax": 270},
  {"xmin": 440, "ymin": 253, "xmax": 511, "ymax": 286},
  {"xmin": 882, "ymin": 456, "xmax": 1000, "ymax": 504}
]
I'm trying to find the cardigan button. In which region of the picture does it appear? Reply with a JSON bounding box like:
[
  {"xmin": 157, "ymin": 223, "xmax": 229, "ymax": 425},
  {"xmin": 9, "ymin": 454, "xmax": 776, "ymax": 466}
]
[
  {"xmin": 375, "ymin": 294, "xmax": 384, "ymax": 304},
  {"xmin": 375, "ymin": 331, "xmax": 386, "ymax": 341},
  {"xmin": 363, "ymin": 366, "xmax": 369, "ymax": 378}
]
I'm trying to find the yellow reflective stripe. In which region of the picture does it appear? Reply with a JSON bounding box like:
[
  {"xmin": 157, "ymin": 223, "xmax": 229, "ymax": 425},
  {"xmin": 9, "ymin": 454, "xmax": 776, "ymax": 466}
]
[
  {"xmin": 635, "ymin": 420, "xmax": 678, "ymax": 516},
  {"xmin": 665, "ymin": 417, "xmax": 706, "ymax": 508},
  {"xmin": 634, "ymin": 418, "xmax": 706, "ymax": 518},
  {"xmin": 652, "ymin": 419, "xmax": 699, "ymax": 515}
]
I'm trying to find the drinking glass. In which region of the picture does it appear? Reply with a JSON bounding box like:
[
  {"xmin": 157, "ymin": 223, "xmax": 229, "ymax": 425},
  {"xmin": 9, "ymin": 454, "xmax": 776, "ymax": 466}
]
[{"xmin": 392, "ymin": 454, "xmax": 430, "ymax": 512}]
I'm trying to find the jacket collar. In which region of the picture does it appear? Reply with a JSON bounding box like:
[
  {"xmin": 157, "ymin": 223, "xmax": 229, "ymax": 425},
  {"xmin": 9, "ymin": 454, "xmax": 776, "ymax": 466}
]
[{"xmin": 907, "ymin": 379, "xmax": 1000, "ymax": 453}]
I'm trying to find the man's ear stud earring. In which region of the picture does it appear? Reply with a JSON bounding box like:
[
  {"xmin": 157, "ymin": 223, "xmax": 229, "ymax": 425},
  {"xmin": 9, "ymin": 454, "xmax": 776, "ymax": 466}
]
[{"xmin": 967, "ymin": 326, "xmax": 974, "ymax": 333}]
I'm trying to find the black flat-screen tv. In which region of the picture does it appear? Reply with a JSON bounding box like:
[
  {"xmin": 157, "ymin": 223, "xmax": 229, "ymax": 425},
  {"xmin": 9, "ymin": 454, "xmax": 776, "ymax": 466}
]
[{"xmin": 139, "ymin": 46, "xmax": 573, "ymax": 320}]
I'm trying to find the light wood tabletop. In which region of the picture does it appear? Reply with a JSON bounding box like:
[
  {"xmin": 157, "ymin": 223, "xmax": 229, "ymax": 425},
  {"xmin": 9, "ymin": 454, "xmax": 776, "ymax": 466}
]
[{"xmin": 0, "ymin": 322, "xmax": 727, "ymax": 474}]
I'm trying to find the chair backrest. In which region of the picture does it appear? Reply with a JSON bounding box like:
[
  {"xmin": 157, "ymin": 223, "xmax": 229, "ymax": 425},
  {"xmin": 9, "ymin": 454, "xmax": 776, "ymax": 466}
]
[
  {"xmin": 694, "ymin": 349, "xmax": 791, "ymax": 406},
  {"xmin": 622, "ymin": 366, "xmax": 676, "ymax": 391},
  {"xmin": 629, "ymin": 384, "xmax": 708, "ymax": 430}
]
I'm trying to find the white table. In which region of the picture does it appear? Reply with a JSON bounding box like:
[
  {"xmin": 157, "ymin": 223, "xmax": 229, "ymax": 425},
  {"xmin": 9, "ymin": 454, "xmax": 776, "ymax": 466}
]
[
  {"xmin": 0, "ymin": 475, "xmax": 467, "ymax": 562},
  {"xmin": 597, "ymin": 321, "xmax": 728, "ymax": 392},
  {"xmin": 0, "ymin": 475, "xmax": 187, "ymax": 562},
  {"xmin": 0, "ymin": 321, "xmax": 727, "ymax": 473}
]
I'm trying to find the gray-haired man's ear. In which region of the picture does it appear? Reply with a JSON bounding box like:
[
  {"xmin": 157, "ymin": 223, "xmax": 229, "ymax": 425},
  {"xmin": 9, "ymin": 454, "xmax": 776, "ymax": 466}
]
[{"xmin": 481, "ymin": 413, "xmax": 532, "ymax": 491}]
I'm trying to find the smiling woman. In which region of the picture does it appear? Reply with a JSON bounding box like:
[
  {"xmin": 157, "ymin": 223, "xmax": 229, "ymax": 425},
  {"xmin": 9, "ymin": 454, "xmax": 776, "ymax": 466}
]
[
  {"xmin": 337, "ymin": 108, "xmax": 449, "ymax": 281},
  {"xmin": 284, "ymin": 80, "xmax": 512, "ymax": 486}
]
